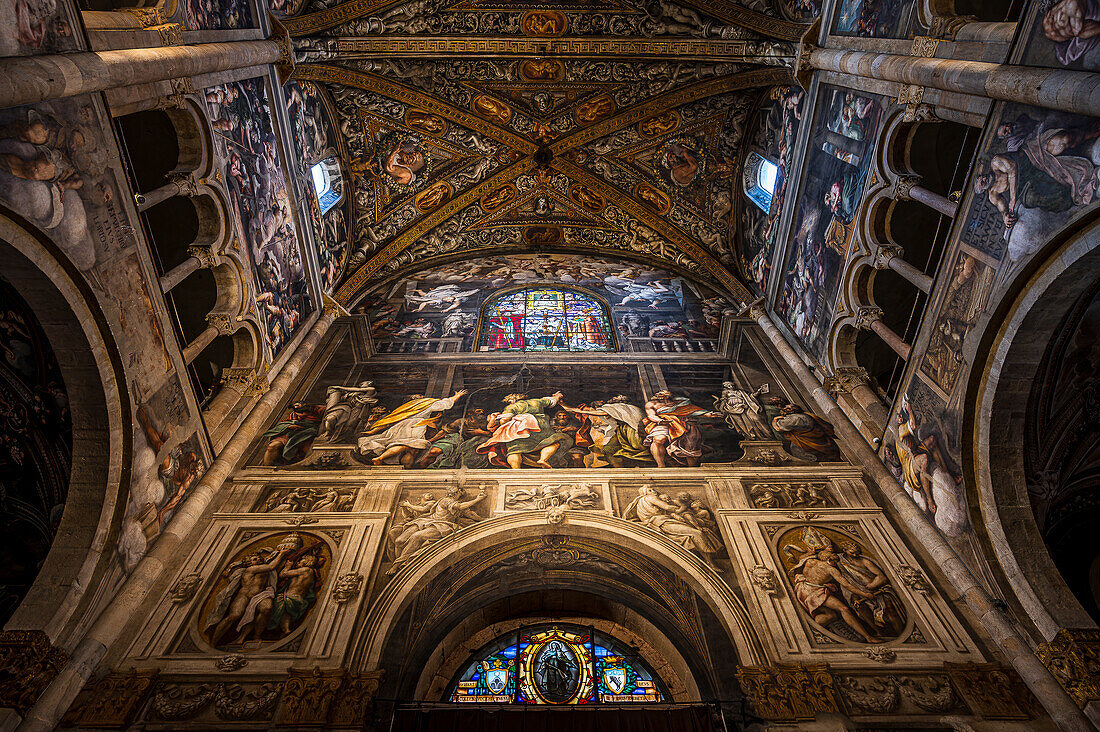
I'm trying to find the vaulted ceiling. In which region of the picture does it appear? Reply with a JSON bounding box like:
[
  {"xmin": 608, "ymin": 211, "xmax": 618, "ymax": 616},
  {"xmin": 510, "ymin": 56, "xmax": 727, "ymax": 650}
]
[{"xmin": 282, "ymin": 0, "xmax": 809, "ymax": 307}]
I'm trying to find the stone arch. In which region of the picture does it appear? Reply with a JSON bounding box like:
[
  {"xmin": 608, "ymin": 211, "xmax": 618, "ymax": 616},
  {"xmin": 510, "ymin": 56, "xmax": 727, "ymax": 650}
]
[
  {"xmin": 0, "ymin": 211, "xmax": 128, "ymax": 644},
  {"xmin": 969, "ymin": 213, "xmax": 1100, "ymax": 639},
  {"xmin": 418, "ymin": 605, "xmax": 700, "ymax": 702},
  {"xmin": 349, "ymin": 513, "xmax": 768, "ymax": 676}
]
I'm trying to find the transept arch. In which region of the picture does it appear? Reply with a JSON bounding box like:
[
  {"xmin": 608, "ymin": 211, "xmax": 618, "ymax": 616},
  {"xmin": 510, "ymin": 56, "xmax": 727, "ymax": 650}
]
[
  {"xmin": 0, "ymin": 211, "xmax": 129, "ymax": 645},
  {"xmin": 969, "ymin": 212, "xmax": 1100, "ymax": 639},
  {"xmin": 348, "ymin": 512, "xmax": 769, "ymax": 676}
]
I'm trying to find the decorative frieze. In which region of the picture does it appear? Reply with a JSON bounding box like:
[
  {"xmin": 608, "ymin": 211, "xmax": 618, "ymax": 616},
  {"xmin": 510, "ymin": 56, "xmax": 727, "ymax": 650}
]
[
  {"xmin": 1035, "ymin": 628, "xmax": 1100, "ymax": 707},
  {"xmin": 0, "ymin": 630, "xmax": 68, "ymax": 715},
  {"xmin": 736, "ymin": 663, "xmax": 841, "ymax": 721}
]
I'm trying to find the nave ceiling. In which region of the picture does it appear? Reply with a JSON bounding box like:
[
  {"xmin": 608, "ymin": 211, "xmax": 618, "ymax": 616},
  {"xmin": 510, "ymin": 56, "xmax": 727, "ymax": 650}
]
[{"xmin": 281, "ymin": 0, "xmax": 808, "ymax": 307}]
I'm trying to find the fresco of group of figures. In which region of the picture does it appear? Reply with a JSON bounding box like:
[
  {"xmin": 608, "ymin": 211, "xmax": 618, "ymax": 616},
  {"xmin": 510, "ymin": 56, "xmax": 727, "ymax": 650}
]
[
  {"xmin": 831, "ymin": 0, "xmax": 914, "ymax": 38},
  {"xmin": 199, "ymin": 531, "xmax": 330, "ymax": 650},
  {"xmin": 204, "ymin": 77, "xmax": 315, "ymax": 356},
  {"xmin": 181, "ymin": 0, "xmax": 256, "ymax": 30},
  {"xmin": 358, "ymin": 254, "xmax": 738, "ymax": 353},
  {"xmin": 255, "ymin": 355, "xmax": 843, "ymax": 470},
  {"xmin": 1, "ymin": 0, "xmax": 80, "ymax": 57},
  {"xmin": 740, "ymin": 86, "xmax": 805, "ymax": 293},
  {"xmin": 776, "ymin": 86, "xmax": 889, "ymax": 357},
  {"xmin": 0, "ymin": 95, "xmax": 208, "ymax": 574},
  {"xmin": 882, "ymin": 14, "xmax": 1100, "ymax": 563},
  {"xmin": 284, "ymin": 81, "xmax": 348, "ymax": 292}
]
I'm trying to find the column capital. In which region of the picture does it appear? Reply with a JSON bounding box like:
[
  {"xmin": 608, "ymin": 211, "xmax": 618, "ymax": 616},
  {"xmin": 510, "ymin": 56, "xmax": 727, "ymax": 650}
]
[
  {"xmin": 221, "ymin": 365, "xmax": 270, "ymax": 397},
  {"xmin": 206, "ymin": 311, "xmax": 238, "ymax": 335},
  {"xmin": 928, "ymin": 14, "xmax": 979, "ymax": 40},
  {"xmin": 893, "ymin": 175, "xmax": 921, "ymax": 200},
  {"xmin": 167, "ymin": 171, "xmax": 200, "ymax": 198},
  {"xmin": 826, "ymin": 366, "xmax": 872, "ymax": 395},
  {"xmin": 871, "ymin": 245, "xmax": 904, "ymax": 270},
  {"xmin": 854, "ymin": 306, "xmax": 884, "ymax": 330},
  {"xmin": 154, "ymin": 78, "xmax": 196, "ymax": 111},
  {"xmin": 738, "ymin": 297, "xmax": 768, "ymax": 322},
  {"xmin": 187, "ymin": 245, "xmax": 218, "ymax": 269}
]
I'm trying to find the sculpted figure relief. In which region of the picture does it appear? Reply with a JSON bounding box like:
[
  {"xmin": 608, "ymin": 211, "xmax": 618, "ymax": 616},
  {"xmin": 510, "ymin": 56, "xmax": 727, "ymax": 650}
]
[
  {"xmin": 623, "ymin": 485, "xmax": 722, "ymax": 564},
  {"xmin": 713, "ymin": 381, "xmax": 772, "ymax": 439},
  {"xmin": 386, "ymin": 487, "xmax": 487, "ymax": 573},
  {"xmin": 506, "ymin": 483, "xmax": 600, "ymax": 510}
]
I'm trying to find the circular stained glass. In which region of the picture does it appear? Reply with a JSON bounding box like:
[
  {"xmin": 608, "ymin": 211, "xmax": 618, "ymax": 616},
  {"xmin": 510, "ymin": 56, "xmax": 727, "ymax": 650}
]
[{"xmin": 534, "ymin": 640, "xmax": 579, "ymax": 703}]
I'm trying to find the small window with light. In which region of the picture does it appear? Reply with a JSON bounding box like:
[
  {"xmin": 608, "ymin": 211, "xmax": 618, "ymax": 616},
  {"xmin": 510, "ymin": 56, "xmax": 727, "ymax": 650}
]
[
  {"xmin": 744, "ymin": 152, "xmax": 779, "ymax": 213},
  {"xmin": 310, "ymin": 157, "xmax": 342, "ymax": 214}
]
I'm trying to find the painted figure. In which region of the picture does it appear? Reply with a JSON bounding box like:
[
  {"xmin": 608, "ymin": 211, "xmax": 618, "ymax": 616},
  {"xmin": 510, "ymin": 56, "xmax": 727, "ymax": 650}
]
[
  {"xmin": 357, "ymin": 390, "xmax": 467, "ymax": 467},
  {"xmin": 262, "ymin": 402, "xmax": 324, "ymax": 465},
  {"xmin": 478, "ymin": 392, "xmax": 571, "ymax": 468},
  {"xmin": 713, "ymin": 382, "xmax": 772, "ymax": 439},
  {"xmin": 771, "ymin": 402, "xmax": 841, "ymax": 461},
  {"xmin": 643, "ymin": 390, "xmax": 721, "ymax": 467},
  {"xmin": 319, "ymin": 381, "xmax": 378, "ymax": 442}
]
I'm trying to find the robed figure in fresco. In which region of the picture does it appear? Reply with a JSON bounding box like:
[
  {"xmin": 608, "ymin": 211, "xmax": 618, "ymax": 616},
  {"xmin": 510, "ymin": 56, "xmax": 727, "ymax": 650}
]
[
  {"xmin": 262, "ymin": 402, "xmax": 325, "ymax": 465},
  {"xmin": 477, "ymin": 392, "xmax": 572, "ymax": 468},
  {"xmin": 642, "ymin": 390, "xmax": 722, "ymax": 467},
  {"xmin": 357, "ymin": 390, "xmax": 467, "ymax": 467},
  {"xmin": 485, "ymin": 309, "xmax": 525, "ymax": 350}
]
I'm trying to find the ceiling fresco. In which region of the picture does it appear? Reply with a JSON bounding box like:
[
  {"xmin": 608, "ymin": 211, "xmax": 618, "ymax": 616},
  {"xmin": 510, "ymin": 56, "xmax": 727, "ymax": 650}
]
[{"xmin": 282, "ymin": 0, "xmax": 806, "ymax": 306}]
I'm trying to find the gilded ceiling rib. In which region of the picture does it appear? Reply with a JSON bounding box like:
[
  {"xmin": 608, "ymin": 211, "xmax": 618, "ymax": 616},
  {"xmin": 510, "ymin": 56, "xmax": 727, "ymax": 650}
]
[
  {"xmin": 299, "ymin": 37, "xmax": 788, "ymax": 62},
  {"xmin": 334, "ymin": 157, "xmax": 539, "ymax": 305},
  {"xmin": 283, "ymin": 0, "xmax": 808, "ymax": 41},
  {"xmin": 548, "ymin": 67, "xmax": 791, "ymax": 154},
  {"xmin": 293, "ymin": 64, "xmax": 539, "ymax": 154},
  {"xmin": 553, "ymin": 158, "xmax": 752, "ymax": 304}
]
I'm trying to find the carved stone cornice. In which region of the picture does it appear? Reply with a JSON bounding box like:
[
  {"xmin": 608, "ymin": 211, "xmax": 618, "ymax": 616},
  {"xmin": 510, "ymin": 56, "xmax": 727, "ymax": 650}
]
[
  {"xmin": 736, "ymin": 663, "xmax": 841, "ymax": 721},
  {"xmin": 1035, "ymin": 628, "xmax": 1100, "ymax": 707},
  {"xmin": 0, "ymin": 630, "xmax": 68, "ymax": 715},
  {"xmin": 944, "ymin": 663, "xmax": 1039, "ymax": 720},
  {"xmin": 64, "ymin": 669, "xmax": 158, "ymax": 728},
  {"xmin": 121, "ymin": 6, "xmax": 165, "ymax": 27}
]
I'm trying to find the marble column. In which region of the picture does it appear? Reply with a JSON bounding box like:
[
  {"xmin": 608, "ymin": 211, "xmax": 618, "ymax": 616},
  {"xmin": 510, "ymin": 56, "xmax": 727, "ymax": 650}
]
[
  {"xmin": 137, "ymin": 172, "xmax": 200, "ymax": 212},
  {"xmin": 746, "ymin": 303, "xmax": 1094, "ymax": 732},
  {"xmin": 855, "ymin": 306, "xmax": 911, "ymax": 360},
  {"xmin": 160, "ymin": 246, "xmax": 216, "ymax": 294},
  {"xmin": 15, "ymin": 309, "xmax": 337, "ymax": 732},
  {"xmin": 872, "ymin": 245, "xmax": 934, "ymax": 294},
  {"xmin": 808, "ymin": 48, "xmax": 1100, "ymax": 117},
  {"xmin": 894, "ymin": 175, "xmax": 958, "ymax": 218},
  {"xmin": 0, "ymin": 40, "xmax": 281, "ymax": 108}
]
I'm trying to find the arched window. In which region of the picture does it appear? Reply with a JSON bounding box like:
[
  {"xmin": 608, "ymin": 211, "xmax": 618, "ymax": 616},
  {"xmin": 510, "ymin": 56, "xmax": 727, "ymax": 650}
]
[
  {"xmin": 478, "ymin": 287, "xmax": 614, "ymax": 352},
  {"xmin": 743, "ymin": 152, "xmax": 779, "ymax": 213},
  {"xmin": 310, "ymin": 157, "xmax": 342, "ymax": 214},
  {"xmin": 448, "ymin": 624, "xmax": 668, "ymax": 704}
]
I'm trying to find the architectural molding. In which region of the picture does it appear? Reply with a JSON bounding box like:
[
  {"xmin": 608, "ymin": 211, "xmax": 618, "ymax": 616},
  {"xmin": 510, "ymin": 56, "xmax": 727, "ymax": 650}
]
[
  {"xmin": 0, "ymin": 631, "xmax": 68, "ymax": 716},
  {"xmin": 1035, "ymin": 629, "xmax": 1100, "ymax": 708}
]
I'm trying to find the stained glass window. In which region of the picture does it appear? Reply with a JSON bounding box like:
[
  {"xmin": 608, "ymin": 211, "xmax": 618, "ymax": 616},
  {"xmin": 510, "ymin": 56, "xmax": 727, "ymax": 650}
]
[
  {"xmin": 448, "ymin": 624, "xmax": 667, "ymax": 704},
  {"xmin": 310, "ymin": 157, "xmax": 342, "ymax": 214},
  {"xmin": 478, "ymin": 288, "xmax": 614, "ymax": 352}
]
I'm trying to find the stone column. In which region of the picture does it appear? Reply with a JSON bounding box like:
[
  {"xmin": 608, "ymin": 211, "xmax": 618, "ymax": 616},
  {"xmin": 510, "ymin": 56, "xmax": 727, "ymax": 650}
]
[
  {"xmin": 181, "ymin": 324, "xmax": 219, "ymax": 363},
  {"xmin": 746, "ymin": 303, "xmax": 1094, "ymax": 732},
  {"xmin": 0, "ymin": 40, "xmax": 281, "ymax": 108},
  {"xmin": 137, "ymin": 172, "xmax": 200, "ymax": 212},
  {"xmin": 15, "ymin": 310, "xmax": 337, "ymax": 732},
  {"xmin": 159, "ymin": 247, "xmax": 215, "ymax": 294},
  {"xmin": 808, "ymin": 47, "xmax": 1100, "ymax": 117},
  {"xmin": 855, "ymin": 306, "xmax": 911, "ymax": 360},
  {"xmin": 827, "ymin": 366, "xmax": 890, "ymax": 430},
  {"xmin": 894, "ymin": 175, "xmax": 958, "ymax": 218},
  {"xmin": 872, "ymin": 245, "xmax": 934, "ymax": 294}
]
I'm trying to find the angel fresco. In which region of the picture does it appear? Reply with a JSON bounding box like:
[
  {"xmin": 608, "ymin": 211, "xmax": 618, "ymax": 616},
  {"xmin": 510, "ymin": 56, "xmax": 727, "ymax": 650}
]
[{"xmin": 779, "ymin": 526, "xmax": 907, "ymax": 643}]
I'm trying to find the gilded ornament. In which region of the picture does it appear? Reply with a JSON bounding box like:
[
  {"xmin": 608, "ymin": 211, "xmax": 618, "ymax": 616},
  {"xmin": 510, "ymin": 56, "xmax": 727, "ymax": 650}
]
[{"xmin": 521, "ymin": 9, "xmax": 568, "ymax": 36}]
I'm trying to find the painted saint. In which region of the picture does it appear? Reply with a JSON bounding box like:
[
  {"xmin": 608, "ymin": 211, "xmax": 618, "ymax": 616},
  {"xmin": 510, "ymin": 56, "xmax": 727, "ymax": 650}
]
[
  {"xmin": 376, "ymin": 133, "xmax": 427, "ymax": 187},
  {"xmin": 478, "ymin": 392, "xmax": 572, "ymax": 468}
]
